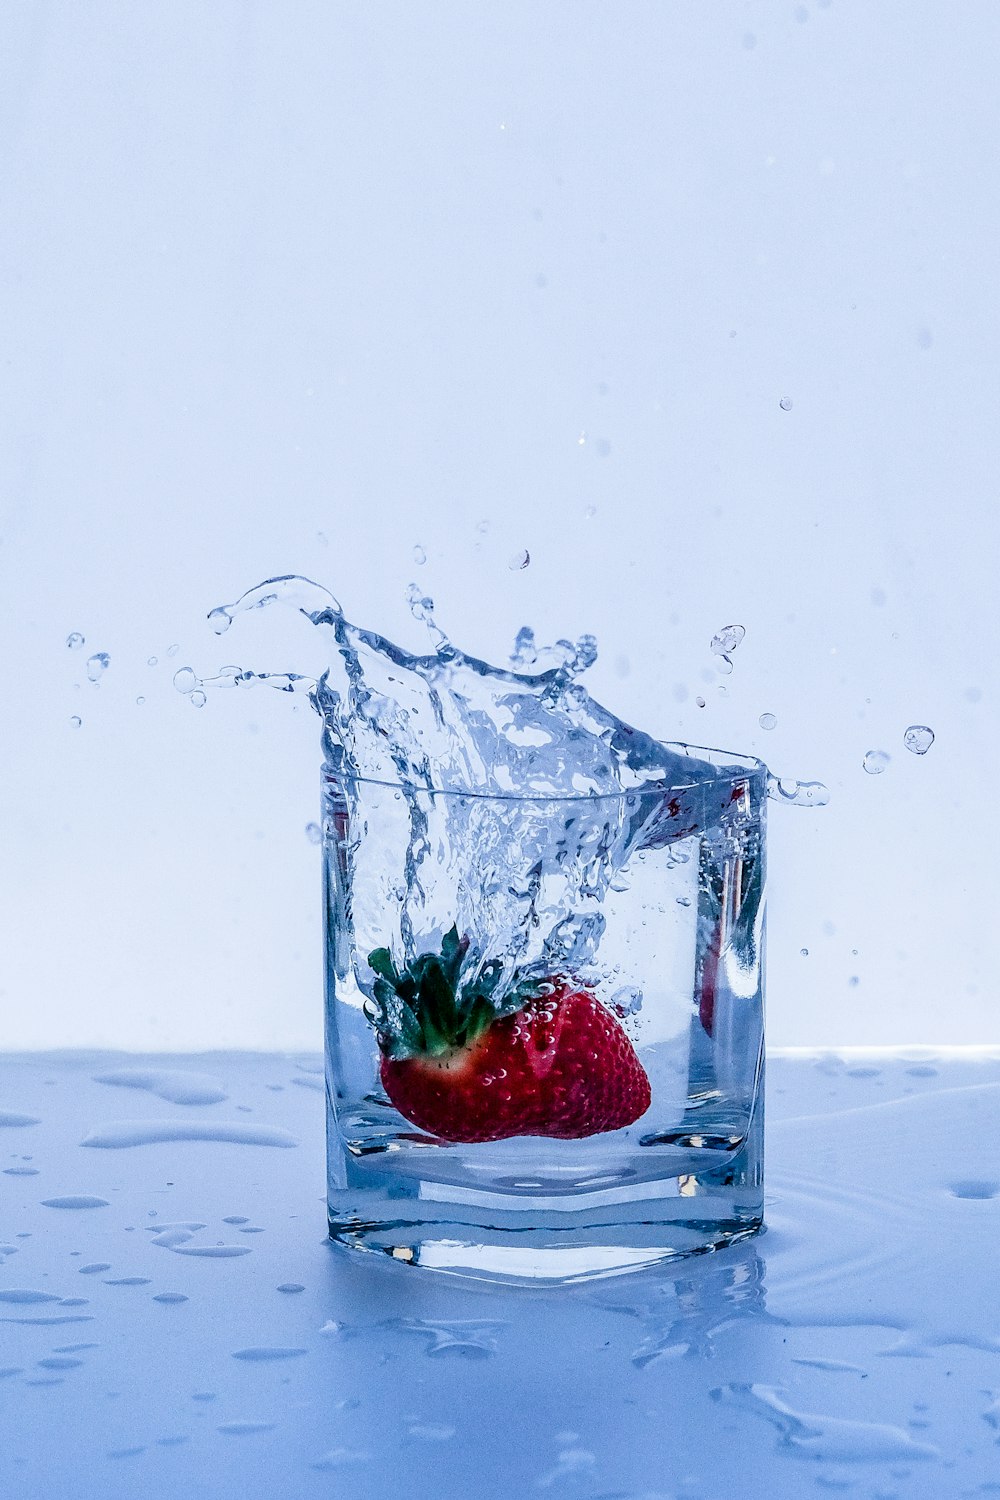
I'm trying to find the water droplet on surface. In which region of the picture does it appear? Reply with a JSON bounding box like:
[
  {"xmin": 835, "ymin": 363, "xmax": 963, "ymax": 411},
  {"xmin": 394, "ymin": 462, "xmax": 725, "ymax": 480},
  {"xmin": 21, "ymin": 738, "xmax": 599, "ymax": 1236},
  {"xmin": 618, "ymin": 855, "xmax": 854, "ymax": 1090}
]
[
  {"xmin": 305, "ymin": 822, "xmax": 322, "ymax": 845},
  {"xmin": 710, "ymin": 625, "xmax": 745, "ymax": 655},
  {"xmin": 93, "ymin": 1068, "xmax": 228, "ymax": 1106},
  {"xmin": 69, "ymin": 716, "xmax": 82, "ymax": 729},
  {"xmin": 66, "ymin": 632, "xmax": 85, "ymax": 650},
  {"xmin": 232, "ymin": 1346, "xmax": 308, "ymax": 1362},
  {"xmin": 779, "ymin": 396, "xmax": 793, "ymax": 410},
  {"xmin": 412, "ymin": 545, "xmax": 426, "ymax": 565},
  {"xmin": 863, "ymin": 750, "xmax": 890, "ymax": 775},
  {"xmin": 86, "ymin": 653, "xmax": 110, "ymax": 683},
  {"xmin": 949, "ymin": 1179, "xmax": 999, "ymax": 1200},
  {"xmin": 40, "ymin": 1196, "xmax": 109, "ymax": 1210},
  {"xmin": 903, "ymin": 725, "xmax": 934, "ymax": 755},
  {"xmin": 758, "ymin": 712, "xmax": 777, "ymax": 730},
  {"xmin": 81, "ymin": 1121, "xmax": 296, "ymax": 1149},
  {"xmin": 508, "ymin": 549, "xmax": 530, "ymax": 571}
]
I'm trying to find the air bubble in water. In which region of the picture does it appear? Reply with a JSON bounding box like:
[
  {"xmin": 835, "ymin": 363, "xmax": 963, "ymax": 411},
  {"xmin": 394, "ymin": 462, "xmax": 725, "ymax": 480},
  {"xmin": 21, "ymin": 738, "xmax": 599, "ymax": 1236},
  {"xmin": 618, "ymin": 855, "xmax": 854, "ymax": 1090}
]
[
  {"xmin": 305, "ymin": 823, "xmax": 322, "ymax": 845},
  {"xmin": 779, "ymin": 396, "xmax": 793, "ymax": 411},
  {"xmin": 173, "ymin": 668, "xmax": 198, "ymax": 695},
  {"xmin": 70, "ymin": 716, "xmax": 82, "ymax": 729},
  {"xmin": 412, "ymin": 545, "xmax": 426, "ymax": 566},
  {"xmin": 767, "ymin": 776, "xmax": 831, "ymax": 807},
  {"xmin": 508, "ymin": 549, "xmax": 530, "ymax": 571},
  {"xmin": 758, "ymin": 713, "xmax": 777, "ymax": 730},
  {"xmin": 863, "ymin": 750, "xmax": 890, "ymax": 775},
  {"xmin": 66, "ymin": 633, "xmax": 85, "ymax": 650},
  {"xmin": 190, "ymin": 691, "xmax": 207, "ymax": 709},
  {"xmin": 86, "ymin": 653, "xmax": 110, "ymax": 683},
  {"xmin": 710, "ymin": 625, "xmax": 745, "ymax": 656},
  {"xmin": 904, "ymin": 725, "xmax": 934, "ymax": 755}
]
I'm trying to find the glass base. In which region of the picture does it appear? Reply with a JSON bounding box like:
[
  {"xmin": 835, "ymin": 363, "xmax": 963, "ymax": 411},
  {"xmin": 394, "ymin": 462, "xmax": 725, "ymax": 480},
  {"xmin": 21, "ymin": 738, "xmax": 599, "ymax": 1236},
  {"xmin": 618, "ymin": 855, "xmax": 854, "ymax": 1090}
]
[{"xmin": 327, "ymin": 1141, "xmax": 764, "ymax": 1285}]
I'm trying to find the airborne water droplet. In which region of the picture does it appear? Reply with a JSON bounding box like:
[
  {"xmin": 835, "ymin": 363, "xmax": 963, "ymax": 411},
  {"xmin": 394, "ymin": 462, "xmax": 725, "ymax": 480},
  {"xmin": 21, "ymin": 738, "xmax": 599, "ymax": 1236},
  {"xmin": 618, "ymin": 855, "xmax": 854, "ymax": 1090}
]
[
  {"xmin": 767, "ymin": 776, "xmax": 831, "ymax": 807},
  {"xmin": 208, "ymin": 608, "xmax": 231, "ymax": 635},
  {"xmin": 305, "ymin": 822, "xmax": 322, "ymax": 845},
  {"xmin": 190, "ymin": 690, "xmax": 207, "ymax": 709},
  {"xmin": 508, "ymin": 549, "xmax": 530, "ymax": 571},
  {"xmin": 779, "ymin": 396, "xmax": 793, "ymax": 410},
  {"xmin": 710, "ymin": 625, "xmax": 745, "ymax": 656},
  {"xmin": 86, "ymin": 653, "xmax": 110, "ymax": 683},
  {"xmin": 758, "ymin": 712, "xmax": 777, "ymax": 730},
  {"xmin": 66, "ymin": 632, "xmax": 85, "ymax": 650},
  {"xmin": 863, "ymin": 750, "xmax": 890, "ymax": 775},
  {"xmin": 903, "ymin": 725, "xmax": 934, "ymax": 755},
  {"xmin": 412, "ymin": 545, "xmax": 426, "ymax": 566},
  {"xmin": 173, "ymin": 668, "xmax": 198, "ymax": 695},
  {"xmin": 69, "ymin": 716, "xmax": 82, "ymax": 729},
  {"xmin": 695, "ymin": 696, "xmax": 706, "ymax": 708}
]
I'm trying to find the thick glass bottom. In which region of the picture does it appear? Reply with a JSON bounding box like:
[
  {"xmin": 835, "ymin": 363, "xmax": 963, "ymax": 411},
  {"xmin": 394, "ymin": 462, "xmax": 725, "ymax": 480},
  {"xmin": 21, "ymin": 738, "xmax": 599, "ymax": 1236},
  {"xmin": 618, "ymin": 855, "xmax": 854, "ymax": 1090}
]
[{"xmin": 327, "ymin": 1138, "xmax": 764, "ymax": 1285}]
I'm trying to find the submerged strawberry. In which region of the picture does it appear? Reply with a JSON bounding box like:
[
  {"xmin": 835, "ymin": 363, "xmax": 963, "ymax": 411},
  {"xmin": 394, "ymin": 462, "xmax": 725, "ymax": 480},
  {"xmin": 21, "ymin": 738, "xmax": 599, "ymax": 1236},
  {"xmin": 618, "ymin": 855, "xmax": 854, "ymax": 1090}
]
[{"xmin": 365, "ymin": 930, "xmax": 651, "ymax": 1143}]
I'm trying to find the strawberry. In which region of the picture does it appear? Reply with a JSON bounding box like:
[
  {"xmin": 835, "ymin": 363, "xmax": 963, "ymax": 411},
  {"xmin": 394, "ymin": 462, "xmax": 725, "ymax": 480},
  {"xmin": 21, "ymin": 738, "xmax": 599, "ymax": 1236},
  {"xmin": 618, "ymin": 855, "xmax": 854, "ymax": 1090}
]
[{"xmin": 365, "ymin": 930, "xmax": 651, "ymax": 1143}]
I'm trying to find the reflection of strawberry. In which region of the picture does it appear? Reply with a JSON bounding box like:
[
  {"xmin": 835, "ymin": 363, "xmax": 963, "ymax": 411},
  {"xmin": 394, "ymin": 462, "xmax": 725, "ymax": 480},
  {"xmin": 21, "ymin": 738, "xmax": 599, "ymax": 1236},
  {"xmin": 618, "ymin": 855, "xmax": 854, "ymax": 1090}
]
[{"xmin": 366, "ymin": 931, "xmax": 651, "ymax": 1143}]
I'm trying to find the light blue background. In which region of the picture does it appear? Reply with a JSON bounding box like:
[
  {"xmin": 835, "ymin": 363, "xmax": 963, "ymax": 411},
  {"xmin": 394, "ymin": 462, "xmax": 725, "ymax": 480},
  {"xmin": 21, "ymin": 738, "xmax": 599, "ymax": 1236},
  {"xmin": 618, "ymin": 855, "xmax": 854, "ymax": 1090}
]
[{"xmin": 2, "ymin": 2, "xmax": 997, "ymax": 1048}]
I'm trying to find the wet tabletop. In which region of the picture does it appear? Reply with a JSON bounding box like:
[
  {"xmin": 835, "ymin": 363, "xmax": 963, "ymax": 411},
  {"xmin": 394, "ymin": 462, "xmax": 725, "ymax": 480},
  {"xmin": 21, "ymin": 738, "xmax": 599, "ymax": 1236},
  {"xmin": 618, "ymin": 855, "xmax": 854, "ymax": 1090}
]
[{"xmin": 2, "ymin": 1049, "xmax": 999, "ymax": 1500}]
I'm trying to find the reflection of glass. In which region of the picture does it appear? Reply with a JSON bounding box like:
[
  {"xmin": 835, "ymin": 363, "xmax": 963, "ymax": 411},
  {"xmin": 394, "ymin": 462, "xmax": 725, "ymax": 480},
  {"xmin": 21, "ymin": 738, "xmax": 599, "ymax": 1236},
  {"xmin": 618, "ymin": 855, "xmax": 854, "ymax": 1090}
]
[{"xmin": 323, "ymin": 747, "xmax": 766, "ymax": 1284}]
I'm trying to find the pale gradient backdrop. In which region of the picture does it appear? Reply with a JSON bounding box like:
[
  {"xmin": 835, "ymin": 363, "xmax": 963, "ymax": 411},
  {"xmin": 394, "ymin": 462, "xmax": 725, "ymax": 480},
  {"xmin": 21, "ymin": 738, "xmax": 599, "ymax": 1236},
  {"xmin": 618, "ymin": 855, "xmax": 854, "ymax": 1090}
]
[{"xmin": 2, "ymin": 2, "xmax": 997, "ymax": 1048}]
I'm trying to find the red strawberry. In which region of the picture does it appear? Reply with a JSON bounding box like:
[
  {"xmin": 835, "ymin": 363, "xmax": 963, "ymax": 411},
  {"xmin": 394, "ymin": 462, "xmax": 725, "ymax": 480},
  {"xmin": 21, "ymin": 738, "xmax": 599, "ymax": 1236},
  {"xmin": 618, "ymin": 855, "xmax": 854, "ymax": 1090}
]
[{"xmin": 365, "ymin": 935, "xmax": 650, "ymax": 1144}]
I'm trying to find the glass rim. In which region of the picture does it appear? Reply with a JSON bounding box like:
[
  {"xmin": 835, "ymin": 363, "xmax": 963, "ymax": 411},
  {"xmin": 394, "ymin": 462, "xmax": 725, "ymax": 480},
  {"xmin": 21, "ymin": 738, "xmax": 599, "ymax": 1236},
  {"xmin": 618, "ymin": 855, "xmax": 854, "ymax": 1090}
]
[{"xmin": 322, "ymin": 742, "xmax": 766, "ymax": 805}]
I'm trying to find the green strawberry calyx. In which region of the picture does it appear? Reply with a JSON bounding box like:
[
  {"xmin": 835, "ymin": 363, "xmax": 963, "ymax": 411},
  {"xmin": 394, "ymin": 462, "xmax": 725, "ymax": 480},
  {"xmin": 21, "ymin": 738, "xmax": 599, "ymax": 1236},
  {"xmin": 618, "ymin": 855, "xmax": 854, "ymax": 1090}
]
[{"xmin": 365, "ymin": 926, "xmax": 538, "ymax": 1061}]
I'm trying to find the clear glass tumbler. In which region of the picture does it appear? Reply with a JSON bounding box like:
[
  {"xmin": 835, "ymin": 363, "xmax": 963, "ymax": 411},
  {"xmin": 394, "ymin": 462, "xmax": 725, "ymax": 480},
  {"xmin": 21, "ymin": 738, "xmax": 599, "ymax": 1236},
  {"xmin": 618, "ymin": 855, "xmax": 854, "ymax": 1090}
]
[{"xmin": 323, "ymin": 747, "xmax": 766, "ymax": 1284}]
